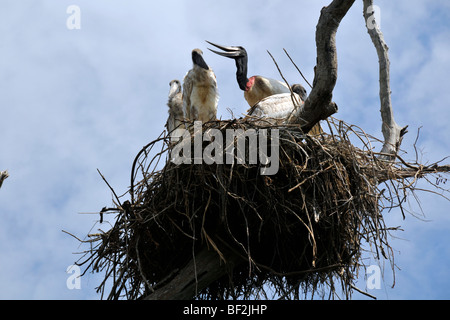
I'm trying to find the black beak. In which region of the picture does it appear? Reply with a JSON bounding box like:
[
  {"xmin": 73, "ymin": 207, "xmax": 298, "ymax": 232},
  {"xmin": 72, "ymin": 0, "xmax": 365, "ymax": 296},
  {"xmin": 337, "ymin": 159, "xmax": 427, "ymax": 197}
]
[
  {"xmin": 192, "ymin": 49, "xmax": 209, "ymax": 70},
  {"xmin": 206, "ymin": 41, "xmax": 247, "ymax": 59},
  {"xmin": 206, "ymin": 41, "xmax": 249, "ymax": 91}
]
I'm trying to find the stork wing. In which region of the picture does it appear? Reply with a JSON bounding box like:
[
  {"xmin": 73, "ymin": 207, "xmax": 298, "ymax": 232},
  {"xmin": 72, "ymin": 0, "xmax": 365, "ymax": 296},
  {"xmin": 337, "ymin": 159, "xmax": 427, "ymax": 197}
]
[
  {"xmin": 248, "ymin": 93, "xmax": 303, "ymax": 119},
  {"xmin": 182, "ymin": 70, "xmax": 194, "ymax": 123}
]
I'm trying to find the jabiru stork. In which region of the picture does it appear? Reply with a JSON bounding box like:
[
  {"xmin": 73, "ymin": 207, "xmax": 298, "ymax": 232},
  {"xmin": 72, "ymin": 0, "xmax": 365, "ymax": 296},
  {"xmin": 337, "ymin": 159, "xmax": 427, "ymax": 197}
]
[
  {"xmin": 206, "ymin": 41, "xmax": 294, "ymax": 107},
  {"xmin": 207, "ymin": 42, "xmax": 322, "ymax": 134},
  {"xmin": 182, "ymin": 49, "xmax": 218, "ymax": 125},
  {"xmin": 166, "ymin": 79, "xmax": 184, "ymax": 142}
]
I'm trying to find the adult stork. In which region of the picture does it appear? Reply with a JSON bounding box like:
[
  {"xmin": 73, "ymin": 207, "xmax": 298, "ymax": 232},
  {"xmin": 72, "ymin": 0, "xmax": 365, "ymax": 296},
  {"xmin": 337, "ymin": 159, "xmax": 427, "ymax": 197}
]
[
  {"xmin": 206, "ymin": 41, "xmax": 292, "ymax": 107},
  {"xmin": 207, "ymin": 42, "xmax": 322, "ymax": 134},
  {"xmin": 182, "ymin": 49, "xmax": 218, "ymax": 125},
  {"xmin": 166, "ymin": 79, "xmax": 184, "ymax": 142}
]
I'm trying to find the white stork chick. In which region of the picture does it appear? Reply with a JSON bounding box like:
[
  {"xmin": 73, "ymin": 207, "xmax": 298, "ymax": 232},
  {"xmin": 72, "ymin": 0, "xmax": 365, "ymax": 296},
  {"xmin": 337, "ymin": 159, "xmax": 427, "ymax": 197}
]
[
  {"xmin": 182, "ymin": 49, "xmax": 218, "ymax": 125},
  {"xmin": 166, "ymin": 79, "xmax": 184, "ymax": 142},
  {"xmin": 207, "ymin": 41, "xmax": 292, "ymax": 107}
]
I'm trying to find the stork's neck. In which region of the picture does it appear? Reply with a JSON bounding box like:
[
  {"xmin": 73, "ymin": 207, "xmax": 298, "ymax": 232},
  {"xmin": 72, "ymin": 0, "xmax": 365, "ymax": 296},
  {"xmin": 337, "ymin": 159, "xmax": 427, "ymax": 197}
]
[{"xmin": 235, "ymin": 57, "xmax": 249, "ymax": 91}]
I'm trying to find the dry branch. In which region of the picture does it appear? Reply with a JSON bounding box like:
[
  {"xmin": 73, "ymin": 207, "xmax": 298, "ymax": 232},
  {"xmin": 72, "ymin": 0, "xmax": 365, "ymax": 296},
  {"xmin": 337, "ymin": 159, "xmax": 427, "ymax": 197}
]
[
  {"xmin": 363, "ymin": 0, "xmax": 407, "ymax": 159},
  {"xmin": 288, "ymin": 0, "xmax": 355, "ymax": 132},
  {"xmin": 0, "ymin": 170, "xmax": 9, "ymax": 189}
]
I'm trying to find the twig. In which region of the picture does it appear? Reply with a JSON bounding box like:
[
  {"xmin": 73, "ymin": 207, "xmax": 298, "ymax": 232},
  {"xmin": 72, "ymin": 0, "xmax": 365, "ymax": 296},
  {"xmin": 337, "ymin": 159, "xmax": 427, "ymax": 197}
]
[
  {"xmin": 266, "ymin": 50, "xmax": 301, "ymax": 108},
  {"xmin": 97, "ymin": 168, "xmax": 123, "ymax": 208},
  {"xmin": 62, "ymin": 230, "xmax": 89, "ymax": 243},
  {"xmin": 0, "ymin": 170, "xmax": 9, "ymax": 189},
  {"xmin": 351, "ymin": 284, "xmax": 377, "ymax": 300},
  {"xmin": 283, "ymin": 48, "xmax": 313, "ymax": 89}
]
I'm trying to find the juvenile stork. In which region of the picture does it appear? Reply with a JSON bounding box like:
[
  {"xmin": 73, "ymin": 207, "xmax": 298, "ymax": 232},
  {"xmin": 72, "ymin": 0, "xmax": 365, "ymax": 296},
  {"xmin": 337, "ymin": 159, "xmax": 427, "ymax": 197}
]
[
  {"xmin": 206, "ymin": 41, "xmax": 291, "ymax": 107},
  {"xmin": 182, "ymin": 49, "xmax": 218, "ymax": 124},
  {"xmin": 166, "ymin": 79, "xmax": 184, "ymax": 142}
]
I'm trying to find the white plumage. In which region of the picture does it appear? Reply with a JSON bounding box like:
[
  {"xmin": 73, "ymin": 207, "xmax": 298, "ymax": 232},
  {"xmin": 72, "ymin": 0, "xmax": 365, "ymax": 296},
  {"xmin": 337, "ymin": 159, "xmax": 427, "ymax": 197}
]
[
  {"xmin": 182, "ymin": 49, "xmax": 218, "ymax": 124},
  {"xmin": 166, "ymin": 80, "xmax": 183, "ymax": 132},
  {"xmin": 249, "ymin": 90, "xmax": 323, "ymax": 134},
  {"xmin": 248, "ymin": 92, "xmax": 303, "ymax": 120},
  {"xmin": 166, "ymin": 79, "xmax": 184, "ymax": 142}
]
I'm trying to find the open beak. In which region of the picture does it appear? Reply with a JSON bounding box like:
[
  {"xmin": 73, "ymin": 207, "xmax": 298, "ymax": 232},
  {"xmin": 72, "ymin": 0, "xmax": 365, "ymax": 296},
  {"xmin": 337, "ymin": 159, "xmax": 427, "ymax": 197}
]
[{"xmin": 205, "ymin": 41, "xmax": 245, "ymax": 58}]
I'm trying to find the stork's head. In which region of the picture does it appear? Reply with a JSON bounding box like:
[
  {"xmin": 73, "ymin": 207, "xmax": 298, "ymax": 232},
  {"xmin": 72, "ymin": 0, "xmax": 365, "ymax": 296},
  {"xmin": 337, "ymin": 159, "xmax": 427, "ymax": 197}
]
[
  {"xmin": 168, "ymin": 79, "xmax": 181, "ymax": 98},
  {"xmin": 192, "ymin": 49, "xmax": 209, "ymax": 70},
  {"xmin": 291, "ymin": 84, "xmax": 307, "ymax": 102},
  {"xmin": 206, "ymin": 41, "xmax": 249, "ymax": 91}
]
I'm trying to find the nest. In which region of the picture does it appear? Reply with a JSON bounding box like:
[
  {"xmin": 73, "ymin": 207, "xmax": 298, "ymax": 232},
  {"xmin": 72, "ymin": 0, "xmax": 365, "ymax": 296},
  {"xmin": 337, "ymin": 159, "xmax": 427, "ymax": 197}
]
[{"xmin": 75, "ymin": 117, "xmax": 446, "ymax": 300}]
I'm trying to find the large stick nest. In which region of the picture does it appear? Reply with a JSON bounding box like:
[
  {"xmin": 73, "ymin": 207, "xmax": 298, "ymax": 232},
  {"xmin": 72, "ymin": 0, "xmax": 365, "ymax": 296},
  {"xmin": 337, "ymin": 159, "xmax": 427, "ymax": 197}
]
[{"xmin": 75, "ymin": 117, "xmax": 448, "ymax": 300}]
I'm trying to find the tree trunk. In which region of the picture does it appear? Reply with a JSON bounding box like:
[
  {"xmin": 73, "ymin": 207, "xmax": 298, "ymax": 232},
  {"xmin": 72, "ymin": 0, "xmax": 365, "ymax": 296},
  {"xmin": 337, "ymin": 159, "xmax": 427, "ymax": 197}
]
[
  {"xmin": 288, "ymin": 0, "xmax": 355, "ymax": 131},
  {"xmin": 144, "ymin": 247, "xmax": 242, "ymax": 300}
]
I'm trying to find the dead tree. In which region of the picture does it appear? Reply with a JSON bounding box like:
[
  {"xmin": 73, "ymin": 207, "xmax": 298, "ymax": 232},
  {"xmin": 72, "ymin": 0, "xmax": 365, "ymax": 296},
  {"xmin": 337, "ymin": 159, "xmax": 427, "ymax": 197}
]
[
  {"xmin": 73, "ymin": 0, "xmax": 450, "ymax": 300},
  {"xmin": 144, "ymin": 0, "xmax": 357, "ymax": 300}
]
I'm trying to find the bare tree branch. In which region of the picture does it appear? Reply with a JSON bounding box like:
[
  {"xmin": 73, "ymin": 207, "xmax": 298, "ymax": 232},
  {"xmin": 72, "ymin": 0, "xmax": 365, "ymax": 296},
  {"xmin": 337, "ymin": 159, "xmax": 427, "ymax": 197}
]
[
  {"xmin": 288, "ymin": 0, "xmax": 355, "ymax": 132},
  {"xmin": 363, "ymin": 0, "xmax": 407, "ymax": 159},
  {"xmin": 0, "ymin": 170, "xmax": 9, "ymax": 189}
]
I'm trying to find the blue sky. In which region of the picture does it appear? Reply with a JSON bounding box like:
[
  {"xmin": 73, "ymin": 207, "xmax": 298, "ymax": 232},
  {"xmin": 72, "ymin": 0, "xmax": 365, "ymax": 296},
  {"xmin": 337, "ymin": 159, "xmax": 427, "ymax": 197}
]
[{"xmin": 0, "ymin": 0, "xmax": 449, "ymax": 299}]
